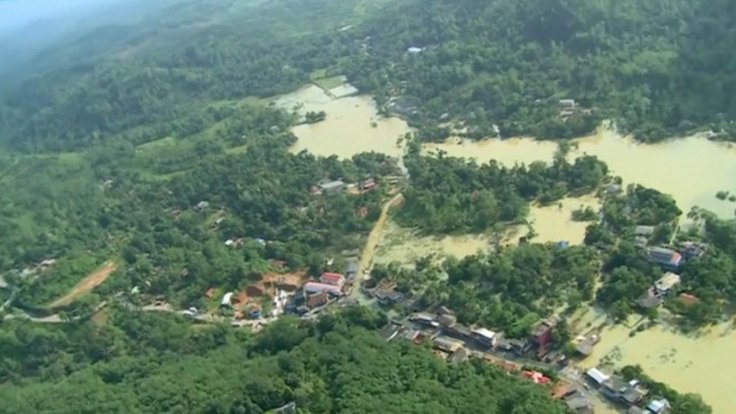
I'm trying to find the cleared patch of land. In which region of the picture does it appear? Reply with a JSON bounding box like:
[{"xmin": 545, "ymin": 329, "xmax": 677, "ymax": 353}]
[{"xmin": 47, "ymin": 260, "xmax": 118, "ymax": 308}]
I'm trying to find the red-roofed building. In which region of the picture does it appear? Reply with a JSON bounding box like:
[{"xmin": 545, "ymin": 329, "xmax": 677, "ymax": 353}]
[
  {"xmin": 678, "ymin": 293, "xmax": 699, "ymax": 307},
  {"xmin": 320, "ymin": 272, "xmax": 345, "ymax": 287},
  {"xmin": 521, "ymin": 370, "xmax": 551, "ymax": 385}
]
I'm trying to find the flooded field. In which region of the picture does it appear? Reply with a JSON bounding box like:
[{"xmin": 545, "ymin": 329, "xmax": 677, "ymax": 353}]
[
  {"xmin": 572, "ymin": 307, "xmax": 736, "ymax": 414},
  {"xmin": 374, "ymin": 220, "xmax": 489, "ymax": 266},
  {"xmin": 423, "ymin": 127, "xmax": 736, "ymax": 218},
  {"xmin": 524, "ymin": 196, "xmax": 600, "ymax": 245},
  {"xmin": 274, "ymin": 84, "xmax": 410, "ymax": 159}
]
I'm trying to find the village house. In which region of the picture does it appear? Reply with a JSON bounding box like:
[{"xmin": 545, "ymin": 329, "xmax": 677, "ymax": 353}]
[
  {"xmin": 375, "ymin": 288, "xmax": 403, "ymax": 306},
  {"xmin": 304, "ymin": 281, "xmax": 343, "ymax": 296},
  {"xmin": 636, "ymin": 287, "xmax": 663, "ymax": 309},
  {"xmin": 438, "ymin": 313, "xmax": 457, "ymax": 328},
  {"xmin": 565, "ymin": 393, "xmax": 594, "ymax": 414},
  {"xmin": 380, "ymin": 321, "xmax": 405, "ymax": 342},
  {"xmin": 360, "ymin": 178, "xmax": 377, "ymax": 191},
  {"xmin": 319, "ymin": 180, "xmax": 346, "ymax": 194},
  {"xmin": 472, "ymin": 328, "xmax": 497, "ymax": 348},
  {"xmin": 585, "ymin": 367, "xmax": 611, "ymax": 387},
  {"xmin": 319, "ymin": 272, "xmax": 345, "ymax": 287},
  {"xmin": 530, "ymin": 319, "xmax": 556, "ymax": 353},
  {"xmin": 306, "ymin": 291, "xmax": 329, "ymax": 309},
  {"xmin": 574, "ymin": 334, "xmax": 600, "ymax": 358},
  {"xmin": 410, "ymin": 312, "xmax": 439, "ymax": 328},
  {"xmin": 647, "ymin": 247, "xmax": 682, "ymax": 270},
  {"xmin": 654, "ymin": 272, "xmax": 681, "ymax": 296},
  {"xmin": 646, "ymin": 398, "xmax": 670, "ymax": 414},
  {"xmin": 345, "ymin": 261, "xmax": 359, "ymax": 280},
  {"xmin": 432, "ymin": 336, "xmax": 462, "ymax": 353},
  {"xmin": 601, "ymin": 375, "xmax": 628, "ymax": 401}
]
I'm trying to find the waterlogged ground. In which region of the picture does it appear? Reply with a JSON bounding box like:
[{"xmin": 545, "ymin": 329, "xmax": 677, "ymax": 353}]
[
  {"xmin": 570, "ymin": 307, "xmax": 736, "ymax": 414},
  {"xmin": 274, "ymin": 84, "xmax": 409, "ymax": 159},
  {"xmin": 375, "ymin": 220, "xmax": 489, "ymax": 266},
  {"xmin": 424, "ymin": 127, "xmax": 736, "ymax": 219}
]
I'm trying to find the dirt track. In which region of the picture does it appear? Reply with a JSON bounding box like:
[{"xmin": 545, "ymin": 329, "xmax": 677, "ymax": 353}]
[{"xmin": 47, "ymin": 260, "xmax": 118, "ymax": 308}]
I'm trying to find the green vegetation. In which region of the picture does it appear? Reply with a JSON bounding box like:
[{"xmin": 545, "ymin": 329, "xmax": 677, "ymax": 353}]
[
  {"xmin": 399, "ymin": 153, "xmax": 607, "ymax": 233},
  {"xmin": 0, "ymin": 308, "xmax": 569, "ymax": 414},
  {"xmin": 571, "ymin": 206, "xmax": 598, "ymax": 222},
  {"xmin": 344, "ymin": 0, "xmax": 736, "ymax": 141}
]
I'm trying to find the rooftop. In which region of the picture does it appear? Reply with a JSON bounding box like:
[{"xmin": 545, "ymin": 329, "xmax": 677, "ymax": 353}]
[
  {"xmin": 655, "ymin": 272, "xmax": 681, "ymax": 292},
  {"xmin": 585, "ymin": 367, "xmax": 610, "ymax": 385}
]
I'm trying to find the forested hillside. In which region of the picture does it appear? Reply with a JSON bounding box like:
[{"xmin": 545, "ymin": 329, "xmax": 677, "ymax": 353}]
[
  {"xmin": 1, "ymin": 0, "xmax": 735, "ymax": 152},
  {"xmin": 0, "ymin": 309, "xmax": 569, "ymax": 414}
]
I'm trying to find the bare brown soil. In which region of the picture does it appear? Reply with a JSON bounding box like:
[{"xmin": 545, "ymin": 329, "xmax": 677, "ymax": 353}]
[{"xmin": 48, "ymin": 260, "xmax": 118, "ymax": 308}]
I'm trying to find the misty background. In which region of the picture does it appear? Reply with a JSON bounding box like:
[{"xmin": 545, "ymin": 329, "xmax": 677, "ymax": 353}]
[{"xmin": 0, "ymin": 0, "xmax": 177, "ymax": 80}]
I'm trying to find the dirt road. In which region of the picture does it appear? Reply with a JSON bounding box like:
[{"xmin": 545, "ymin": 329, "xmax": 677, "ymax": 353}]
[
  {"xmin": 349, "ymin": 193, "xmax": 403, "ymax": 299},
  {"xmin": 47, "ymin": 260, "xmax": 118, "ymax": 308}
]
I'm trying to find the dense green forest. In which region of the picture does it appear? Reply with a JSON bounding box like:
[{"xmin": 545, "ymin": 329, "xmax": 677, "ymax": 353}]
[
  {"xmin": 399, "ymin": 152, "xmax": 607, "ymax": 233},
  {"xmin": 1, "ymin": 0, "xmax": 736, "ymax": 153},
  {"xmin": 0, "ymin": 308, "xmax": 570, "ymax": 414}
]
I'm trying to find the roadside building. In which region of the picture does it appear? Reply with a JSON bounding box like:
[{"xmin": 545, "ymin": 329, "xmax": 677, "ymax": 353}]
[
  {"xmin": 306, "ymin": 291, "xmax": 329, "ymax": 309},
  {"xmin": 530, "ymin": 319, "xmax": 555, "ymax": 350},
  {"xmin": 647, "ymin": 247, "xmax": 682, "ymax": 270},
  {"xmin": 585, "ymin": 367, "xmax": 610, "ymax": 387},
  {"xmin": 565, "ymin": 392, "xmax": 594, "ymax": 414},
  {"xmin": 635, "ymin": 225, "xmax": 655, "ymax": 238},
  {"xmin": 472, "ymin": 328, "xmax": 497, "ymax": 348},
  {"xmin": 319, "ymin": 272, "xmax": 345, "ymax": 287},
  {"xmin": 410, "ymin": 312, "xmax": 438, "ymax": 328},
  {"xmin": 432, "ymin": 336, "xmax": 462, "ymax": 353},
  {"xmin": 574, "ymin": 334, "xmax": 600, "ymax": 358},
  {"xmin": 303, "ymin": 282, "xmax": 343, "ymax": 296},
  {"xmin": 438, "ymin": 313, "xmax": 457, "ymax": 328},
  {"xmin": 345, "ymin": 261, "xmax": 359, "ymax": 280},
  {"xmin": 601, "ymin": 375, "xmax": 628, "ymax": 401}
]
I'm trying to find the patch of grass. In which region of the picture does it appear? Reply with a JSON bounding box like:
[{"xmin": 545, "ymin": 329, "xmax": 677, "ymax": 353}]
[{"xmin": 312, "ymin": 75, "xmax": 346, "ymax": 91}]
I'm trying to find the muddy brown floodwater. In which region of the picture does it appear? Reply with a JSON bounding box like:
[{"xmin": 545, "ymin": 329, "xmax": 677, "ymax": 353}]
[
  {"xmin": 274, "ymin": 84, "xmax": 410, "ymax": 159},
  {"xmin": 424, "ymin": 125, "xmax": 736, "ymax": 219},
  {"xmin": 375, "ymin": 220, "xmax": 489, "ymax": 266}
]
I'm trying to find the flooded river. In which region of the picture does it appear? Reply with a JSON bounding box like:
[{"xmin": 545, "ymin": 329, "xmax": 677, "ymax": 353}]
[
  {"xmin": 274, "ymin": 84, "xmax": 409, "ymax": 159},
  {"xmin": 424, "ymin": 127, "xmax": 736, "ymax": 219}
]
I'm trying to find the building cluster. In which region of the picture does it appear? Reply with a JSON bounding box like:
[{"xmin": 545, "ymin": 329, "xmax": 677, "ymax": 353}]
[
  {"xmin": 636, "ymin": 241, "xmax": 706, "ymax": 310},
  {"xmin": 309, "ymin": 177, "xmax": 378, "ymax": 196},
  {"xmin": 584, "ymin": 368, "xmax": 671, "ymax": 414}
]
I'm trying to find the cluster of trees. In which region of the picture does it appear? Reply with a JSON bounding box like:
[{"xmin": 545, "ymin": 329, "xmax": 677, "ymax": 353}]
[
  {"xmin": 2, "ymin": 0, "xmax": 735, "ymax": 154},
  {"xmin": 0, "ymin": 307, "xmax": 570, "ymax": 413},
  {"xmin": 399, "ymin": 153, "xmax": 608, "ymax": 233},
  {"xmin": 1, "ymin": 102, "xmax": 399, "ymax": 307},
  {"xmin": 373, "ymin": 245, "xmax": 598, "ymax": 338},
  {"xmin": 343, "ymin": 0, "xmax": 736, "ymax": 141}
]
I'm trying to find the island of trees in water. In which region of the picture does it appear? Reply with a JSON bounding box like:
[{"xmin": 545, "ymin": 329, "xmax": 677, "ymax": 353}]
[{"xmin": 0, "ymin": 0, "xmax": 734, "ymax": 412}]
